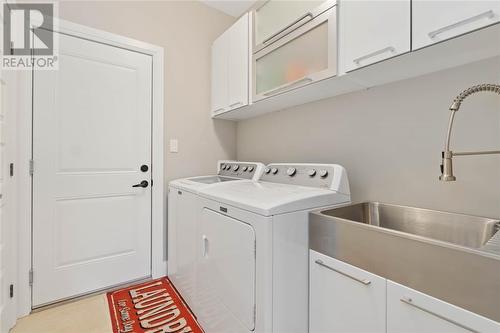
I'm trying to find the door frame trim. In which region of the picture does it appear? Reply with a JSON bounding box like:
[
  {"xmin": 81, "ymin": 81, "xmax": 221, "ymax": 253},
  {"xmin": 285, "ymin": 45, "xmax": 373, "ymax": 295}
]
[{"xmin": 16, "ymin": 18, "xmax": 165, "ymax": 317}]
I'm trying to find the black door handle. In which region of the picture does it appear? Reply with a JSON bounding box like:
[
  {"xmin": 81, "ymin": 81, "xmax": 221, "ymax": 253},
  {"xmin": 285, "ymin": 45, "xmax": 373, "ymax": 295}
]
[{"xmin": 132, "ymin": 180, "xmax": 149, "ymax": 188}]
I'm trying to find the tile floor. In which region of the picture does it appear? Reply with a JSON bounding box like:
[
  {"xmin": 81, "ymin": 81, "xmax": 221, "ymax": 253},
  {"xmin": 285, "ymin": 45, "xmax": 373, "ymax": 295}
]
[{"xmin": 11, "ymin": 294, "xmax": 112, "ymax": 333}]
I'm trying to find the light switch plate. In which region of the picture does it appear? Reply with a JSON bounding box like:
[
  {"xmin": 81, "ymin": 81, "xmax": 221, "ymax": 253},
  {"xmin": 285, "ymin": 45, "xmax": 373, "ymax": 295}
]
[{"xmin": 169, "ymin": 139, "xmax": 178, "ymax": 153}]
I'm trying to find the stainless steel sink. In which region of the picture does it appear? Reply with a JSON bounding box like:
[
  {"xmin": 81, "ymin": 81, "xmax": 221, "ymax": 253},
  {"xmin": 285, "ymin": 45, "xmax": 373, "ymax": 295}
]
[
  {"xmin": 321, "ymin": 202, "xmax": 499, "ymax": 249},
  {"xmin": 310, "ymin": 202, "xmax": 500, "ymax": 322}
]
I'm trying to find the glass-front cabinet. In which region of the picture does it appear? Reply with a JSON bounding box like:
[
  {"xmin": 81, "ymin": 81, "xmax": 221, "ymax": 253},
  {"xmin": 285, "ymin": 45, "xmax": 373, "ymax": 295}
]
[
  {"xmin": 253, "ymin": 0, "xmax": 335, "ymax": 52},
  {"xmin": 253, "ymin": 5, "xmax": 337, "ymax": 101}
]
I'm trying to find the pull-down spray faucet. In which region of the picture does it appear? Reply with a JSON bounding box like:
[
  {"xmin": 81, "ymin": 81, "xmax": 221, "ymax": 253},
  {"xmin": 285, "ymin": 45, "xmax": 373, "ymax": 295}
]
[{"xmin": 440, "ymin": 83, "xmax": 500, "ymax": 181}]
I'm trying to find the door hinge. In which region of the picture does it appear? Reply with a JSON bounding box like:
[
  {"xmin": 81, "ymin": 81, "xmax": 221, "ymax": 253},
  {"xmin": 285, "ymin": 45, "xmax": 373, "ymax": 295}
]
[
  {"xmin": 29, "ymin": 159, "xmax": 34, "ymax": 176},
  {"xmin": 29, "ymin": 269, "xmax": 33, "ymax": 286},
  {"xmin": 9, "ymin": 163, "xmax": 14, "ymax": 177},
  {"xmin": 9, "ymin": 284, "xmax": 14, "ymax": 298}
]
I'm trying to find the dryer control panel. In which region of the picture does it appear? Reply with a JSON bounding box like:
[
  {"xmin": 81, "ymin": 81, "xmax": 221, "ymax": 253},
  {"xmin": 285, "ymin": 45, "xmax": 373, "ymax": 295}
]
[
  {"xmin": 260, "ymin": 163, "xmax": 350, "ymax": 194},
  {"xmin": 217, "ymin": 161, "xmax": 265, "ymax": 180}
]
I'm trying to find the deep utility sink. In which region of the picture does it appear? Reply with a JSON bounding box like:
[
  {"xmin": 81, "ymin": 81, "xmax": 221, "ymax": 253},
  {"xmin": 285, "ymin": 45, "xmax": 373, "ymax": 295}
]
[
  {"xmin": 309, "ymin": 202, "xmax": 500, "ymax": 322},
  {"xmin": 322, "ymin": 202, "xmax": 500, "ymax": 249}
]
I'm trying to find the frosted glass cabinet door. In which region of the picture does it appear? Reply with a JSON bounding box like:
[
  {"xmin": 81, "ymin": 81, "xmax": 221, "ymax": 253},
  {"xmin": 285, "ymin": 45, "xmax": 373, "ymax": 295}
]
[
  {"xmin": 339, "ymin": 0, "xmax": 410, "ymax": 73},
  {"xmin": 412, "ymin": 0, "xmax": 500, "ymax": 50},
  {"xmin": 253, "ymin": 7, "xmax": 337, "ymax": 101},
  {"xmin": 254, "ymin": 0, "xmax": 333, "ymax": 51}
]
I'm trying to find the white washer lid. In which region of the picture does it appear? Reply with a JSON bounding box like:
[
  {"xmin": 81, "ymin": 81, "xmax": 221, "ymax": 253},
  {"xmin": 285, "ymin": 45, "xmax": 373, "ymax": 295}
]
[
  {"xmin": 197, "ymin": 180, "xmax": 350, "ymax": 216},
  {"xmin": 169, "ymin": 176, "xmax": 248, "ymax": 193}
]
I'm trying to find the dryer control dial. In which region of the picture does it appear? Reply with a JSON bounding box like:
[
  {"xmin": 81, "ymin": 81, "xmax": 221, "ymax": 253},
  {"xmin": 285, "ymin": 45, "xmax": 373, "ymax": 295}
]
[
  {"xmin": 308, "ymin": 169, "xmax": 317, "ymax": 177},
  {"xmin": 248, "ymin": 166, "xmax": 254, "ymax": 172},
  {"xmin": 286, "ymin": 167, "xmax": 296, "ymax": 176},
  {"xmin": 232, "ymin": 165, "xmax": 240, "ymax": 171},
  {"xmin": 242, "ymin": 166, "xmax": 248, "ymax": 172},
  {"xmin": 271, "ymin": 168, "xmax": 278, "ymax": 175},
  {"xmin": 264, "ymin": 167, "xmax": 271, "ymax": 174},
  {"xmin": 319, "ymin": 169, "xmax": 328, "ymax": 178}
]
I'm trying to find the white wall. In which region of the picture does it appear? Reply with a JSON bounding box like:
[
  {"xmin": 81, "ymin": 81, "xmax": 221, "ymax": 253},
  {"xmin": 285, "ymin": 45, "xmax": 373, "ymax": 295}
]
[
  {"xmin": 237, "ymin": 57, "xmax": 500, "ymax": 217},
  {"xmin": 58, "ymin": 0, "xmax": 237, "ymax": 183}
]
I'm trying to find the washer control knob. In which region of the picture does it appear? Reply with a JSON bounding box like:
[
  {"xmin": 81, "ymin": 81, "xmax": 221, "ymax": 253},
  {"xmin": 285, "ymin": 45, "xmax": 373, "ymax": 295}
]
[
  {"xmin": 232, "ymin": 165, "xmax": 239, "ymax": 171},
  {"xmin": 224, "ymin": 165, "xmax": 230, "ymax": 170},
  {"xmin": 286, "ymin": 167, "xmax": 296, "ymax": 176},
  {"xmin": 308, "ymin": 169, "xmax": 317, "ymax": 177},
  {"xmin": 264, "ymin": 167, "xmax": 271, "ymax": 174},
  {"xmin": 319, "ymin": 169, "xmax": 328, "ymax": 178},
  {"xmin": 271, "ymin": 167, "xmax": 278, "ymax": 175},
  {"xmin": 242, "ymin": 166, "xmax": 248, "ymax": 172},
  {"xmin": 220, "ymin": 164, "xmax": 226, "ymax": 170},
  {"xmin": 248, "ymin": 166, "xmax": 254, "ymax": 172}
]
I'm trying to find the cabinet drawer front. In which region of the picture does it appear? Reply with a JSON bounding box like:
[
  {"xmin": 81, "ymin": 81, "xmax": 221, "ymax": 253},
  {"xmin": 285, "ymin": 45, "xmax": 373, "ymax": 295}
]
[
  {"xmin": 309, "ymin": 250, "xmax": 386, "ymax": 333},
  {"xmin": 387, "ymin": 281, "xmax": 500, "ymax": 333},
  {"xmin": 339, "ymin": 0, "xmax": 410, "ymax": 73},
  {"xmin": 412, "ymin": 0, "xmax": 500, "ymax": 50},
  {"xmin": 253, "ymin": 7, "xmax": 337, "ymax": 101}
]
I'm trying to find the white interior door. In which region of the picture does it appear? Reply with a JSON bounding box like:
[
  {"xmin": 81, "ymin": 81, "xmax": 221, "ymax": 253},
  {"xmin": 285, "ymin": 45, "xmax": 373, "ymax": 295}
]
[
  {"xmin": 33, "ymin": 32, "xmax": 153, "ymax": 307},
  {"xmin": 0, "ymin": 70, "xmax": 17, "ymax": 333}
]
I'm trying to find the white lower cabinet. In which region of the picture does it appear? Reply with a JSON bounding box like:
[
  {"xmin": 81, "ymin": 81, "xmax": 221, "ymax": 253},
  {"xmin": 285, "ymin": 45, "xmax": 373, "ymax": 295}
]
[
  {"xmin": 310, "ymin": 251, "xmax": 500, "ymax": 333},
  {"xmin": 387, "ymin": 281, "xmax": 500, "ymax": 333},
  {"xmin": 309, "ymin": 250, "xmax": 386, "ymax": 333}
]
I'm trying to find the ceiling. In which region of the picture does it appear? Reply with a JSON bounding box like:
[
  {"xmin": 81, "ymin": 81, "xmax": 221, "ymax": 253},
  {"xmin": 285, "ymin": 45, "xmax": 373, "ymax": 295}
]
[{"xmin": 199, "ymin": 0, "xmax": 257, "ymax": 17}]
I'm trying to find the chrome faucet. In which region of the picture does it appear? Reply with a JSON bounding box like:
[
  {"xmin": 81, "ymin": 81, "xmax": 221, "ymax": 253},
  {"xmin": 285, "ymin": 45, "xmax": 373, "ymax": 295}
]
[{"xmin": 440, "ymin": 83, "xmax": 500, "ymax": 181}]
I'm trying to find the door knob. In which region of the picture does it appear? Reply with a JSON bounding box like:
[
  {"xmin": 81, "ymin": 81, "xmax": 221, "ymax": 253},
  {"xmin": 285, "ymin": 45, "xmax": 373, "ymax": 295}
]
[{"xmin": 132, "ymin": 180, "xmax": 149, "ymax": 188}]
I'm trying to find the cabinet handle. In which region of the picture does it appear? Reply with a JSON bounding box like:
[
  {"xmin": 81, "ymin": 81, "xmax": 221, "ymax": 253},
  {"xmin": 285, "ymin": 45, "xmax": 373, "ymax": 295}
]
[
  {"xmin": 202, "ymin": 235, "xmax": 208, "ymax": 257},
  {"xmin": 315, "ymin": 259, "xmax": 371, "ymax": 285},
  {"xmin": 229, "ymin": 101, "xmax": 243, "ymax": 108},
  {"xmin": 400, "ymin": 297, "xmax": 478, "ymax": 333},
  {"xmin": 353, "ymin": 46, "xmax": 396, "ymax": 65},
  {"xmin": 263, "ymin": 77, "xmax": 313, "ymax": 97},
  {"xmin": 262, "ymin": 12, "xmax": 314, "ymax": 45},
  {"xmin": 428, "ymin": 10, "xmax": 496, "ymax": 39}
]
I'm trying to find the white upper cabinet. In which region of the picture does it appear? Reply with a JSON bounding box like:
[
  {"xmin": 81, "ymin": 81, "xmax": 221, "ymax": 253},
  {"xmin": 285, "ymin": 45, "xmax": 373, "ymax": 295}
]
[
  {"xmin": 412, "ymin": 0, "xmax": 500, "ymax": 50},
  {"xmin": 253, "ymin": 6, "xmax": 337, "ymax": 101},
  {"xmin": 339, "ymin": 0, "xmax": 410, "ymax": 73},
  {"xmin": 228, "ymin": 14, "xmax": 250, "ymax": 111},
  {"xmin": 211, "ymin": 31, "xmax": 229, "ymax": 115},
  {"xmin": 211, "ymin": 13, "xmax": 249, "ymax": 115},
  {"xmin": 253, "ymin": 0, "xmax": 335, "ymax": 52},
  {"xmin": 309, "ymin": 251, "xmax": 386, "ymax": 333},
  {"xmin": 387, "ymin": 281, "xmax": 500, "ymax": 333}
]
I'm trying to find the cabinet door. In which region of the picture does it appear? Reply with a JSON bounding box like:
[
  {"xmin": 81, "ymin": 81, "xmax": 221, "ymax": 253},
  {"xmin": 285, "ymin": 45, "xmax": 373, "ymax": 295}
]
[
  {"xmin": 412, "ymin": 0, "xmax": 500, "ymax": 50},
  {"xmin": 253, "ymin": 7, "xmax": 337, "ymax": 101},
  {"xmin": 228, "ymin": 13, "xmax": 249, "ymax": 111},
  {"xmin": 339, "ymin": 0, "xmax": 410, "ymax": 73},
  {"xmin": 254, "ymin": 0, "xmax": 331, "ymax": 51},
  {"xmin": 211, "ymin": 31, "xmax": 228, "ymax": 115},
  {"xmin": 167, "ymin": 188, "xmax": 198, "ymax": 311},
  {"xmin": 309, "ymin": 250, "xmax": 386, "ymax": 333},
  {"xmin": 387, "ymin": 281, "xmax": 500, "ymax": 333}
]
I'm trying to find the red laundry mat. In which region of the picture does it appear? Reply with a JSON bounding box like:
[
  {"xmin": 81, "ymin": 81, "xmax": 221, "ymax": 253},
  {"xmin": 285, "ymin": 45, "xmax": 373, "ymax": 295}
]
[{"xmin": 107, "ymin": 277, "xmax": 203, "ymax": 333}]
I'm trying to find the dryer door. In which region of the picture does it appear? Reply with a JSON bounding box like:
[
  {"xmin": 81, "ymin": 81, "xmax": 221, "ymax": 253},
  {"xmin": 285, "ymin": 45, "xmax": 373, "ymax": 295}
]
[{"xmin": 197, "ymin": 208, "xmax": 256, "ymax": 332}]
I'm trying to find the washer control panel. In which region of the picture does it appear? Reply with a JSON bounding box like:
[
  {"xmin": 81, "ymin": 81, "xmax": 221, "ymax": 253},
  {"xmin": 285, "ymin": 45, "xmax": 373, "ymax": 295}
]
[
  {"xmin": 218, "ymin": 162, "xmax": 262, "ymax": 180},
  {"xmin": 260, "ymin": 163, "xmax": 339, "ymax": 189}
]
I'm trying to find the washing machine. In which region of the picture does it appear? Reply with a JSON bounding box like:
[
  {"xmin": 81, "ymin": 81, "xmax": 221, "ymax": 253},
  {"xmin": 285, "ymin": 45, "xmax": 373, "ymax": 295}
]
[
  {"xmin": 168, "ymin": 160, "xmax": 265, "ymax": 311},
  {"xmin": 194, "ymin": 163, "xmax": 351, "ymax": 333}
]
